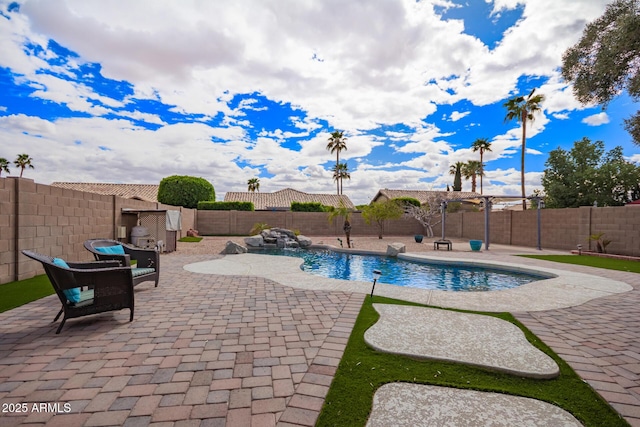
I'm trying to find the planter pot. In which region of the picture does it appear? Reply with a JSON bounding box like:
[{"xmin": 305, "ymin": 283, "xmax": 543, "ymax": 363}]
[
  {"xmin": 414, "ymin": 235, "xmax": 424, "ymax": 243},
  {"xmin": 469, "ymin": 240, "xmax": 483, "ymax": 251}
]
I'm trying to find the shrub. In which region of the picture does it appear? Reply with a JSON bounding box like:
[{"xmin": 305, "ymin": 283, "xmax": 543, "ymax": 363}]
[
  {"xmin": 249, "ymin": 222, "xmax": 271, "ymax": 235},
  {"xmin": 198, "ymin": 201, "xmax": 254, "ymax": 211},
  {"xmin": 291, "ymin": 201, "xmax": 332, "ymax": 212},
  {"xmin": 158, "ymin": 175, "xmax": 215, "ymax": 209},
  {"xmin": 392, "ymin": 197, "xmax": 421, "ymax": 208}
]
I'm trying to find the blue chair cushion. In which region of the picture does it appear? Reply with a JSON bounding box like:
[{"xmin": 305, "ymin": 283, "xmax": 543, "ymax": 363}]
[
  {"xmin": 132, "ymin": 267, "xmax": 155, "ymax": 277},
  {"xmin": 95, "ymin": 245, "xmax": 125, "ymax": 255},
  {"xmin": 52, "ymin": 258, "xmax": 81, "ymax": 303}
]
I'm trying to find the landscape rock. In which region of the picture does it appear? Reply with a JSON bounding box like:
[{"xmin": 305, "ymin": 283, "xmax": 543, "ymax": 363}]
[
  {"xmin": 221, "ymin": 241, "xmax": 248, "ymax": 254},
  {"xmin": 244, "ymin": 235, "xmax": 264, "ymax": 247},
  {"xmin": 386, "ymin": 242, "xmax": 406, "ymax": 257},
  {"xmin": 258, "ymin": 228, "xmax": 311, "ymax": 248},
  {"xmin": 297, "ymin": 235, "xmax": 312, "ymax": 248}
]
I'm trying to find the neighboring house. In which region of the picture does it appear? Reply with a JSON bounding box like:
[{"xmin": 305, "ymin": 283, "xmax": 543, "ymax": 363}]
[
  {"xmin": 224, "ymin": 188, "xmax": 355, "ymax": 211},
  {"xmin": 51, "ymin": 182, "xmax": 159, "ymax": 203},
  {"xmin": 370, "ymin": 189, "xmax": 483, "ymax": 207}
]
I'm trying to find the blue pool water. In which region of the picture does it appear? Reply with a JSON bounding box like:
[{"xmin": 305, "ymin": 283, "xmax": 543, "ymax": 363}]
[{"xmin": 251, "ymin": 248, "xmax": 545, "ymax": 292}]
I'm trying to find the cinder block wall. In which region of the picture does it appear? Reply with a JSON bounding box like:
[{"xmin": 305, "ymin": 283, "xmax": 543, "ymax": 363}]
[
  {"xmin": 1, "ymin": 178, "xmax": 196, "ymax": 284},
  {"xmin": 443, "ymin": 206, "xmax": 639, "ymax": 255},
  {"xmin": 197, "ymin": 211, "xmax": 424, "ymax": 236},
  {"xmin": 9, "ymin": 178, "xmax": 114, "ymax": 282},
  {"xmin": 0, "ymin": 178, "xmax": 16, "ymax": 284}
]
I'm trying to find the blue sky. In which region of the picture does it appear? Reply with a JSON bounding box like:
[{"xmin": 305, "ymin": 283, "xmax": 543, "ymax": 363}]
[{"xmin": 0, "ymin": 0, "xmax": 637, "ymax": 205}]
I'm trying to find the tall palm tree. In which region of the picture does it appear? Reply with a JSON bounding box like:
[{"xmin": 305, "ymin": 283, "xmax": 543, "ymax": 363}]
[
  {"xmin": 448, "ymin": 162, "xmax": 464, "ymax": 191},
  {"xmin": 462, "ymin": 160, "xmax": 483, "ymax": 193},
  {"xmin": 326, "ymin": 130, "xmax": 347, "ymax": 195},
  {"xmin": 14, "ymin": 154, "xmax": 34, "ymax": 178},
  {"xmin": 0, "ymin": 158, "xmax": 9, "ymax": 176},
  {"xmin": 247, "ymin": 177, "xmax": 260, "ymax": 192},
  {"xmin": 470, "ymin": 138, "xmax": 492, "ymax": 194},
  {"xmin": 332, "ymin": 162, "xmax": 350, "ymax": 195},
  {"xmin": 504, "ymin": 88, "xmax": 545, "ymax": 210}
]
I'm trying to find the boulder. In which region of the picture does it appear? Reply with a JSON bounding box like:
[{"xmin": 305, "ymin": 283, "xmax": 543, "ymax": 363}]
[
  {"xmin": 386, "ymin": 242, "xmax": 406, "ymax": 257},
  {"xmin": 272, "ymin": 227, "xmax": 297, "ymax": 239},
  {"xmin": 221, "ymin": 241, "xmax": 248, "ymax": 254},
  {"xmin": 244, "ymin": 235, "xmax": 264, "ymax": 247},
  {"xmin": 297, "ymin": 235, "xmax": 312, "ymax": 248}
]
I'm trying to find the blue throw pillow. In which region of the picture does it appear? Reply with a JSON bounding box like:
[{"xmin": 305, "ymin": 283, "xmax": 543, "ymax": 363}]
[
  {"xmin": 95, "ymin": 245, "xmax": 125, "ymax": 255},
  {"xmin": 52, "ymin": 258, "xmax": 81, "ymax": 303}
]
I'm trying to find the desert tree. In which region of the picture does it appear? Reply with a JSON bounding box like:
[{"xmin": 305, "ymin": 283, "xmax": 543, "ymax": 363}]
[{"xmin": 562, "ymin": 0, "xmax": 640, "ymax": 146}]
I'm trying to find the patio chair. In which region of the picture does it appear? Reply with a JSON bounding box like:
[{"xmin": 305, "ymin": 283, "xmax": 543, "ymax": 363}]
[
  {"xmin": 21, "ymin": 250, "xmax": 135, "ymax": 334},
  {"xmin": 84, "ymin": 238, "xmax": 159, "ymax": 287}
]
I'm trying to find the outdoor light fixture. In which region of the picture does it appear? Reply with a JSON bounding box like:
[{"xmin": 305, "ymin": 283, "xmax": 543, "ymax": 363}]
[
  {"xmin": 370, "ymin": 270, "xmax": 382, "ymax": 299},
  {"xmin": 577, "ymin": 244, "xmax": 582, "ymax": 255}
]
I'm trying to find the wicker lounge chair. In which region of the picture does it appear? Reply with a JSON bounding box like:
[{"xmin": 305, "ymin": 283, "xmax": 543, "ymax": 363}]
[
  {"xmin": 21, "ymin": 250, "xmax": 135, "ymax": 334},
  {"xmin": 84, "ymin": 239, "xmax": 159, "ymax": 287}
]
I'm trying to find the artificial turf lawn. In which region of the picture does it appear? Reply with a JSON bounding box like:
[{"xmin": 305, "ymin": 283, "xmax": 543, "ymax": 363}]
[
  {"xmin": 0, "ymin": 274, "xmax": 54, "ymax": 313},
  {"xmin": 519, "ymin": 254, "xmax": 640, "ymax": 273},
  {"xmin": 316, "ymin": 296, "xmax": 628, "ymax": 427},
  {"xmin": 178, "ymin": 236, "xmax": 203, "ymax": 242}
]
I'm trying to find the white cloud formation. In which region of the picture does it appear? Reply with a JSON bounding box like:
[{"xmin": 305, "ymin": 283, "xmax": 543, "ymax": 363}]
[
  {"xmin": 449, "ymin": 111, "xmax": 470, "ymax": 122},
  {"xmin": 582, "ymin": 112, "xmax": 610, "ymax": 126},
  {"xmin": 0, "ymin": 0, "xmax": 619, "ymax": 205}
]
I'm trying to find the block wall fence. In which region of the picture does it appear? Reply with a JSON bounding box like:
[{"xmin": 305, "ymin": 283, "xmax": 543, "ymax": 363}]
[
  {"xmin": 2, "ymin": 177, "xmax": 639, "ymax": 284},
  {"xmin": 0, "ymin": 178, "xmax": 196, "ymax": 284},
  {"xmin": 197, "ymin": 205, "xmax": 640, "ymax": 256}
]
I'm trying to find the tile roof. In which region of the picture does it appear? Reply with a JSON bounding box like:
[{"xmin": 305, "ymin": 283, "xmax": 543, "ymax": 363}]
[
  {"xmin": 224, "ymin": 188, "xmax": 355, "ymax": 210},
  {"xmin": 51, "ymin": 182, "xmax": 159, "ymax": 202},
  {"xmin": 371, "ymin": 189, "xmax": 483, "ymax": 204}
]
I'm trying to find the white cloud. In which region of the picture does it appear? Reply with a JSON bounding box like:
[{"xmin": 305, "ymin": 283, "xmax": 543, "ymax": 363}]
[
  {"xmin": 0, "ymin": 0, "xmax": 619, "ymax": 205},
  {"xmin": 582, "ymin": 112, "xmax": 610, "ymax": 126},
  {"xmin": 449, "ymin": 111, "xmax": 470, "ymax": 122}
]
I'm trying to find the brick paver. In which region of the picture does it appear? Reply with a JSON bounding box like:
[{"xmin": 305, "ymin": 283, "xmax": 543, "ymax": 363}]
[
  {"xmin": 512, "ymin": 262, "xmax": 640, "ymax": 426},
  {"xmin": 3, "ymin": 242, "xmax": 639, "ymax": 426},
  {"xmin": 0, "ymin": 254, "xmax": 364, "ymax": 426}
]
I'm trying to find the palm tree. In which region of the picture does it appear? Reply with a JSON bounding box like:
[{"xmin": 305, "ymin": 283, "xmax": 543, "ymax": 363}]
[
  {"xmin": 14, "ymin": 154, "xmax": 34, "ymax": 178},
  {"xmin": 0, "ymin": 158, "xmax": 9, "ymax": 177},
  {"xmin": 504, "ymin": 88, "xmax": 545, "ymax": 210},
  {"xmin": 448, "ymin": 162, "xmax": 464, "ymax": 191},
  {"xmin": 247, "ymin": 177, "xmax": 260, "ymax": 192},
  {"xmin": 462, "ymin": 160, "xmax": 483, "ymax": 193},
  {"xmin": 470, "ymin": 138, "xmax": 492, "ymax": 194},
  {"xmin": 332, "ymin": 162, "xmax": 351, "ymax": 195},
  {"xmin": 326, "ymin": 130, "xmax": 347, "ymax": 195}
]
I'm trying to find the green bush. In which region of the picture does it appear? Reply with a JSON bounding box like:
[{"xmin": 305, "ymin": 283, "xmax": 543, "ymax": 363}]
[
  {"xmin": 392, "ymin": 197, "xmax": 421, "ymax": 207},
  {"xmin": 290, "ymin": 202, "xmax": 332, "ymax": 212},
  {"xmin": 158, "ymin": 175, "xmax": 215, "ymax": 209},
  {"xmin": 198, "ymin": 201, "xmax": 254, "ymax": 211}
]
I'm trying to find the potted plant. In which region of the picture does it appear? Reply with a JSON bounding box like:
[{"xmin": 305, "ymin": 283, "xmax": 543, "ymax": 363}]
[{"xmin": 414, "ymin": 235, "xmax": 423, "ymax": 243}]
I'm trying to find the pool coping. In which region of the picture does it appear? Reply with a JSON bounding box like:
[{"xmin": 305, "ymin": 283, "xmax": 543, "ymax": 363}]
[{"xmin": 184, "ymin": 248, "xmax": 632, "ymax": 312}]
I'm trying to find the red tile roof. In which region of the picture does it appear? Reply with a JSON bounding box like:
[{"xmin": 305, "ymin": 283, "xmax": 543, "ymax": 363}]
[
  {"xmin": 51, "ymin": 182, "xmax": 159, "ymax": 202},
  {"xmin": 224, "ymin": 188, "xmax": 355, "ymax": 210}
]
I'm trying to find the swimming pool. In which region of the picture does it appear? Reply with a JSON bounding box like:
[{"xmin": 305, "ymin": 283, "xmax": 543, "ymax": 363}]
[{"xmin": 250, "ymin": 248, "xmax": 546, "ymax": 292}]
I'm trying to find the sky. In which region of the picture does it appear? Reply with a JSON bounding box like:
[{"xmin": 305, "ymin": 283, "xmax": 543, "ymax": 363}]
[{"xmin": 0, "ymin": 0, "xmax": 638, "ymax": 206}]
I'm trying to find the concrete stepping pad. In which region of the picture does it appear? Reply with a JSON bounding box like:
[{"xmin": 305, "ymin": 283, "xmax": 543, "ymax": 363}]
[
  {"xmin": 365, "ymin": 304, "xmax": 559, "ymax": 378},
  {"xmin": 367, "ymin": 383, "xmax": 581, "ymax": 427}
]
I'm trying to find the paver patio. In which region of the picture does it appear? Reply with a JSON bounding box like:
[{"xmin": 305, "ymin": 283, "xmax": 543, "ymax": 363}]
[{"xmin": 1, "ymin": 236, "xmax": 639, "ymax": 426}]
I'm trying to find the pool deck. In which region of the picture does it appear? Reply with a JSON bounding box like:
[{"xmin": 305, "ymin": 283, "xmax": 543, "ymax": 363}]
[{"xmin": 1, "ymin": 236, "xmax": 639, "ymax": 426}]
